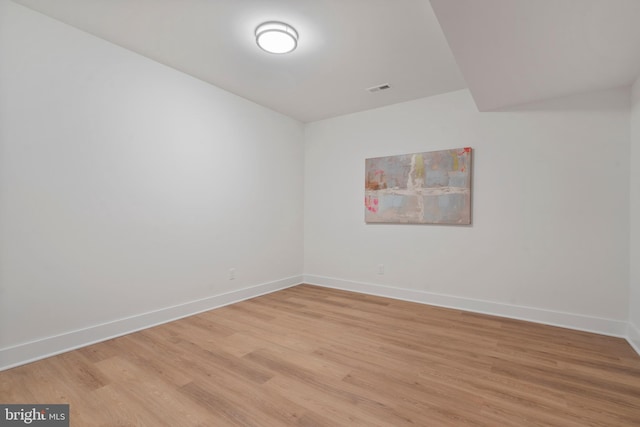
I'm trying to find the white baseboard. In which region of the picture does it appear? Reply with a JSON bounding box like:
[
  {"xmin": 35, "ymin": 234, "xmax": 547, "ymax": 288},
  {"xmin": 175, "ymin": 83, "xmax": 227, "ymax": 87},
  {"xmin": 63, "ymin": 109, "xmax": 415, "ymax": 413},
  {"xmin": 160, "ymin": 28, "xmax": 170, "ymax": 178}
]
[
  {"xmin": 0, "ymin": 275, "xmax": 303, "ymax": 371},
  {"xmin": 628, "ymin": 322, "xmax": 640, "ymax": 356},
  {"xmin": 304, "ymin": 275, "xmax": 629, "ymax": 338},
  {"xmin": 3, "ymin": 274, "xmax": 636, "ymax": 371}
]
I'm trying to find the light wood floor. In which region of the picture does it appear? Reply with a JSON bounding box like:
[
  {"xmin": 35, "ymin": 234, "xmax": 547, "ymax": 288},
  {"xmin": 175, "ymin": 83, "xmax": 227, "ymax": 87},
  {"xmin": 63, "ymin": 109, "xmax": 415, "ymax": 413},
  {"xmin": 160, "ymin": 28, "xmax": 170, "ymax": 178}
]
[{"xmin": 1, "ymin": 285, "xmax": 640, "ymax": 426}]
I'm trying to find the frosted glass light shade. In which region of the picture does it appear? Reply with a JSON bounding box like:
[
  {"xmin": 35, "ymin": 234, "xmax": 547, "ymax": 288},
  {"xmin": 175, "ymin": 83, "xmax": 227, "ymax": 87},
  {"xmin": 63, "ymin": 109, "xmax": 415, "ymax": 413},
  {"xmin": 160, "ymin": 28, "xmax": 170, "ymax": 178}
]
[{"xmin": 255, "ymin": 22, "xmax": 298, "ymax": 54}]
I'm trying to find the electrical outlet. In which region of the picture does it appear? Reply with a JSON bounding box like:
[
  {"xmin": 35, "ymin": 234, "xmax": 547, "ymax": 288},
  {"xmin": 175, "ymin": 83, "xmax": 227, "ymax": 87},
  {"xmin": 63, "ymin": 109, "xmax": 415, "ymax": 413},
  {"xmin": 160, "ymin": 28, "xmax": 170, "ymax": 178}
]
[
  {"xmin": 377, "ymin": 264, "xmax": 385, "ymax": 275},
  {"xmin": 229, "ymin": 268, "xmax": 236, "ymax": 280}
]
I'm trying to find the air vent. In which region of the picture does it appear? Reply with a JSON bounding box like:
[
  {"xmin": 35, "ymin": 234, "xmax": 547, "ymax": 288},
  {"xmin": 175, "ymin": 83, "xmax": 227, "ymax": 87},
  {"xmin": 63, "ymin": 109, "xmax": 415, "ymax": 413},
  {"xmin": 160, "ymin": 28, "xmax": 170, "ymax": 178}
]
[{"xmin": 367, "ymin": 83, "xmax": 391, "ymax": 93}]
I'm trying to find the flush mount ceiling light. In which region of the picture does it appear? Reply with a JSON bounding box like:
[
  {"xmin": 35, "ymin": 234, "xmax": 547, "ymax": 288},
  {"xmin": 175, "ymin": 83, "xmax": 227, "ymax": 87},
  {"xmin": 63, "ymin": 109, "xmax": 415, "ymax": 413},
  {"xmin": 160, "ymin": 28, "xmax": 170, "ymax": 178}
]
[{"xmin": 255, "ymin": 21, "xmax": 298, "ymax": 54}]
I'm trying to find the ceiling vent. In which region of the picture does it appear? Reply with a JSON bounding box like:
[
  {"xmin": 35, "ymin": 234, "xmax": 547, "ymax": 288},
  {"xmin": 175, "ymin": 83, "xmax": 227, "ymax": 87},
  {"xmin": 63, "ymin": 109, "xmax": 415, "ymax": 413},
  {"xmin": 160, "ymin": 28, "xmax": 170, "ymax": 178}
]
[{"xmin": 367, "ymin": 83, "xmax": 391, "ymax": 93}]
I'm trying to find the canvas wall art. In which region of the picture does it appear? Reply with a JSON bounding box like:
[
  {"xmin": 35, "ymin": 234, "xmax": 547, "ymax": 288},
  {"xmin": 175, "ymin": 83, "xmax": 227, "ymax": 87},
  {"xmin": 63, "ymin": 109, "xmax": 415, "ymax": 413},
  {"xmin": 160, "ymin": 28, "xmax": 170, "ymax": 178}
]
[{"xmin": 365, "ymin": 147, "xmax": 472, "ymax": 224}]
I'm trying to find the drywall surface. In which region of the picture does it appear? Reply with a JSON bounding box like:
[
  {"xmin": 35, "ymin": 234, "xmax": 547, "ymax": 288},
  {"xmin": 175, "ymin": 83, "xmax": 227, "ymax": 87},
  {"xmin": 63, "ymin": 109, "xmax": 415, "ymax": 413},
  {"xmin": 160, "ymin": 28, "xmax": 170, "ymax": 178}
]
[
  {"xmin": 304, "ymin": 88, "xmax": 630, "ymax": 327},
  {"xmin": 630, "ymin": 76, "xmax": 640, "ymax": 347},
  {"xmin": 0, "ymin": 0, "xmax": 304, "ymax": 357}
]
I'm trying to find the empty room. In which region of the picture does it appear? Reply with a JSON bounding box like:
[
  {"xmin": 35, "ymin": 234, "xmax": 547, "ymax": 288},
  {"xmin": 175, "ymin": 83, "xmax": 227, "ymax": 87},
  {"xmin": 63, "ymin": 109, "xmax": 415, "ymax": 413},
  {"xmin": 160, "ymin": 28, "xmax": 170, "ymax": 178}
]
[{"xmin": 1, "ymin": 0, "xmax": 640, "ymax": 425}]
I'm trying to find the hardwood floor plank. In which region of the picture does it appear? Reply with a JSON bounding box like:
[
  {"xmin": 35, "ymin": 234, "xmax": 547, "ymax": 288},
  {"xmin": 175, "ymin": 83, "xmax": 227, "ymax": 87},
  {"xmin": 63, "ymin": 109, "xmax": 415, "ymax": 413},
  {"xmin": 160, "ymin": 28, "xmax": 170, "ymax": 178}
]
[{"xmin": 1, "ymin": 284, "xmax": 639, "ymax": 426}]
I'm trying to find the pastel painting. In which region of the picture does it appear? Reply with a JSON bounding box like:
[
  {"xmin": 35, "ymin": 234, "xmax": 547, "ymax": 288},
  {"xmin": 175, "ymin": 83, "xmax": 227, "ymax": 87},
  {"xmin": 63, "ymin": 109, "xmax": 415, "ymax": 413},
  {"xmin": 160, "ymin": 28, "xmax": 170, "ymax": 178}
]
[{"xmin": 365, "ymin": 147, "xmax": 472, "ymax": 224}]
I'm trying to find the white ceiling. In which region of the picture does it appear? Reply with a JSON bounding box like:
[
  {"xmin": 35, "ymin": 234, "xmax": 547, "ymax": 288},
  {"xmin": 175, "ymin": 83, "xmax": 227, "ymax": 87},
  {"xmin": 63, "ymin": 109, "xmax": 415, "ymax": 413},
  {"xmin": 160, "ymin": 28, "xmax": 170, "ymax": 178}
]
[
  {"xmin": 430, "ymin": 0, "xmax": 640, "ymax": 111},
  {"xmin": 12, "ymin": 0, "xmax": 466, "ymax": 122},
  {"xmin": 12, "ymin": 0, "xmax": 640, "ymax": 121}
]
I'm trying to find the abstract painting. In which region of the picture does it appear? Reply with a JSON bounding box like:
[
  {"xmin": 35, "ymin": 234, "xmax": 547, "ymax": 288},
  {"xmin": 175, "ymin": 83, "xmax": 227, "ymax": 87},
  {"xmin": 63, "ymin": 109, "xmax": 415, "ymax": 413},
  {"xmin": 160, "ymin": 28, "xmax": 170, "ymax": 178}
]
[{"xmin": 365, "ymin": 147, "xmax": 472, "ymax": 224}]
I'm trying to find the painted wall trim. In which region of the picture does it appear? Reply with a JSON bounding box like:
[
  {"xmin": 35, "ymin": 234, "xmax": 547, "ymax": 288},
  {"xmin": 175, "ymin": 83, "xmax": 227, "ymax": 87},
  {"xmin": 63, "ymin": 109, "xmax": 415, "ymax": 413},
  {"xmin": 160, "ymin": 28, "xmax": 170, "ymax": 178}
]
[
  {"xmin": 3, "ymin": 274, "xmax": 636, "ymax": 372},
  {"xmin": 0, "ymin": 276, "xmax": 303, "ymax": 371},
  {"xmin": 304, "ymin": 275, "xmax": 629, "ymax": 338},
  {"xmin": 628, "ymin": 322, "xmax": 640, "ymax": 356}
]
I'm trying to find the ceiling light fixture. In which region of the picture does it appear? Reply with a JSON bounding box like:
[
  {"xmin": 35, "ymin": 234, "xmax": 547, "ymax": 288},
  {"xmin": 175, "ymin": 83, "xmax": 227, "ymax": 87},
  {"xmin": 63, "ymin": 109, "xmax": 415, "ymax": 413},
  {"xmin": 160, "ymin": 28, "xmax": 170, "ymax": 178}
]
[{"xmin": 255, "ymin": 21, "xmax": 298, "ymax": 54}]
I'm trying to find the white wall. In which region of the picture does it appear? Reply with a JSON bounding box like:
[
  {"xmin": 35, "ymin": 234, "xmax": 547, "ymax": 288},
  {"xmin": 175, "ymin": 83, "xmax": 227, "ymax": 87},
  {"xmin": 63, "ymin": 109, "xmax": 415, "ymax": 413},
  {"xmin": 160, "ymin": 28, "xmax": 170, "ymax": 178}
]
[
  {"xmin": 630, "ymin": 76, "xmax": 640, "ymax": 351},
  {"xmin": 0, "ymin": 0, "xmax": 304, "ymax": 368},
  {"xmin": 304, "ymin": 88, "xmax": 630, "ymax": 334},
  {"xmin": 1, "ymin": 0, "xmax": 636, "ymax": 369}
]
